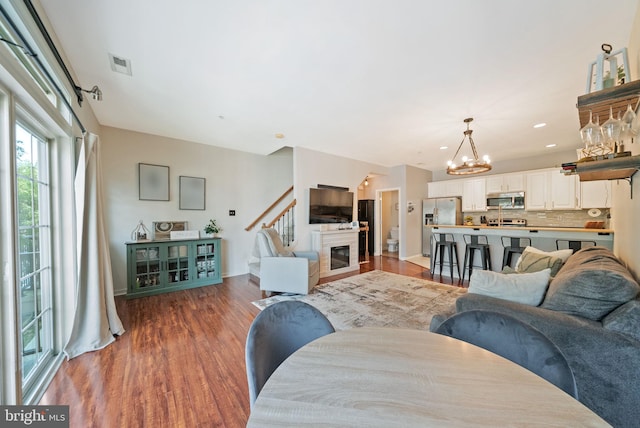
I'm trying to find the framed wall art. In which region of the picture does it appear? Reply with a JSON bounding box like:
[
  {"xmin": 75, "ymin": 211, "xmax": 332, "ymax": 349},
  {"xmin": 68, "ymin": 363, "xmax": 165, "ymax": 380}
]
[
  {"xmin": 179, "ymin": 176, "xmax": 206, "ymax": 210},
  {"xmin": 152, "ymin": 221, "xmax": 188, "ymax": 240},
  {"xmin": 139, "ymin": 163, "xmax": 170, "ymax": 201}
]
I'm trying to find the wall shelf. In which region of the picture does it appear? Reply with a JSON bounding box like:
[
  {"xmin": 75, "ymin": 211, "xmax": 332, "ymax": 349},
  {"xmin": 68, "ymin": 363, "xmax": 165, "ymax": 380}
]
[
  {"xmin": 568, "ymin": 81, "xmax": 640, "ymax": 198},
  {"xmin": 577, "ymin": 80, "xmax": 640, "ymax": 128},
  {"xmin": 562, "ymin": 154, "xmax": 639, "ymax": 198}
]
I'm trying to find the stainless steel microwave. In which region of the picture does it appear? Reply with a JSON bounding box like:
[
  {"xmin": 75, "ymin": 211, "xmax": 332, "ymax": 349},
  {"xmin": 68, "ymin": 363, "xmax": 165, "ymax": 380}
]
[{"xmin": 486, "ymin": 192, "xmax": 525, "ymax": 210}]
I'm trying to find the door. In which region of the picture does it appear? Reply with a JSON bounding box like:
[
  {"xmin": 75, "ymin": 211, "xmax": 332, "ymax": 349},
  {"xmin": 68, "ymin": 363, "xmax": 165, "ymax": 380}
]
[
  {"xmin": 132, "ymin": 244, "xmax": 163, "ymax": 290},
  {"xmin": 15, "ymin": 123, "xmax": 55, "ymax": 397},
  {"xmin": 462, "ymin": 179, "xmax": 486, "ymax": 211},
  {"xmin": 422, "ymin": 200, "xmax": 436, "ymax": 256},
  {"xmin": 194, "ymin": 240, "xmax": 220, "ymax": 283},
  {"xmin": 379, "ymin": 190, "xmax": 399, "ymax": 257},
  {"xmin": 550, "ymin": 173, "xmax": 578, "ymax": 209},
  {"xmin": 167, "ymin": 242, "xmax": 190, "ymax": 284},
  {"xmin": 525, "ymin": 170, "xmax": 549, "ymax": 210},
  {"xmin": 435, "ymin": 198, "xmax": 461, "ymax": 225}
]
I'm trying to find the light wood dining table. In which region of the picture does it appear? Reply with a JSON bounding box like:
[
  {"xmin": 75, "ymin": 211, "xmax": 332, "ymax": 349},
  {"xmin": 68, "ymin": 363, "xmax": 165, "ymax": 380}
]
[{"xmin": 247, "ymin": 327, "xmax": 610, "ymax": 427}]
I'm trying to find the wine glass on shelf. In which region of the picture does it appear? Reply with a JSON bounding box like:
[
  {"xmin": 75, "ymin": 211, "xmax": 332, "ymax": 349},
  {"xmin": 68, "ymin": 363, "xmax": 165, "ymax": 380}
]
[
  {"xmin": 593, "ymin": 115, "xmax": 605, "ymax": 149},
  {"xmin": 601, "ymin": 106, "xmax": 621, "ymax": 151},
  {"xmin": 580, "ymin": 110, "xmax": 601, "ymax": 152},
  {"xmin": 620, "ymin": 103, "xmax": 638, "ymax": 147}
]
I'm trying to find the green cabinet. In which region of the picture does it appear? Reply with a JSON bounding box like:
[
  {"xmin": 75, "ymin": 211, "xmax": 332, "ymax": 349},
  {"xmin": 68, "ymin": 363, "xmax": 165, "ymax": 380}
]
[{"xmin": 126, "ymin": 238, "xmax": 222, "ymax": 298}]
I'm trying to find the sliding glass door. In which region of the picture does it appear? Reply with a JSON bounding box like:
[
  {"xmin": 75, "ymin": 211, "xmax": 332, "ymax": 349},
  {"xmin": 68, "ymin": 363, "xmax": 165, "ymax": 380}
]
[{"xmin": 15, "ymin": 123, "xmax": 54, "ymax": 395}]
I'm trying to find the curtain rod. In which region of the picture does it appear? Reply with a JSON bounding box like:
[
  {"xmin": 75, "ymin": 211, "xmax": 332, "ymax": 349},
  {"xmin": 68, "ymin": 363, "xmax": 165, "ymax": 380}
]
[
  {"xmin": 0, "ymin": 2, "xmax": 86, "ymax": 134},
  {"xmin": 23, "ymin": 0, "xmax": 84, "ymax": 104}
]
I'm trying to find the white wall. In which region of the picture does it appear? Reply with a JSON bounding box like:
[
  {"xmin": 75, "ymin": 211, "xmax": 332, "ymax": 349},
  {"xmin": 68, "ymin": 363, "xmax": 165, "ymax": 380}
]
[
  {"xmin": 403, "ymin": 165, "xmax": 432, "ymax": 258},
  {"xmin": 292, "ymin": 147, "xmax": 390, "ymax": 252},
  {"xmin": 100, "ymin": 126, "xmax": 293, "ymax": 294},
  {"xmin": 613, "ymin": 3, "xmax": 640, "ymax": 279}
]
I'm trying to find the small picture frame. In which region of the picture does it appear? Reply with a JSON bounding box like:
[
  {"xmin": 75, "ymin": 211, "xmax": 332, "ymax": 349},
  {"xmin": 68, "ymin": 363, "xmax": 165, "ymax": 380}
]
[
  {"xmin": 179, "ymin": 176, "xmax": 206, "ymax": 210},
  {"xmin": 139, "ymin": 163, "xmax": 170, "ymax": 201}
]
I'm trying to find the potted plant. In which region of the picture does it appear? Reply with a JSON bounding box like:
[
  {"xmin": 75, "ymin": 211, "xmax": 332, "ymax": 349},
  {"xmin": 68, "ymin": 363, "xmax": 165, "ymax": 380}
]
[
  {"xmin": 204, "ymin": 219, "xmax": 222, "ymax": 237},
  {"xmin": 617, "ymin": 65, "xmax": 626, "ymax": 85}
]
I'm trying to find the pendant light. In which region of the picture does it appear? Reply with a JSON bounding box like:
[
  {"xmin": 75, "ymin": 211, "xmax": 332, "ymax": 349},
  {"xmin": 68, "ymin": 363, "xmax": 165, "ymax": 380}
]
[{"xmin": 446, "ymin": 118, "xmax": 492, "ymax": 175}]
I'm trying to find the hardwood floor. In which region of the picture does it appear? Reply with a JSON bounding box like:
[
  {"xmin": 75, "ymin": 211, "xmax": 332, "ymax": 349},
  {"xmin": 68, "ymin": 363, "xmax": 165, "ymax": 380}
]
[{"xmin": 39, "ymin": 256, "xmax": 461, "ymax": 427}]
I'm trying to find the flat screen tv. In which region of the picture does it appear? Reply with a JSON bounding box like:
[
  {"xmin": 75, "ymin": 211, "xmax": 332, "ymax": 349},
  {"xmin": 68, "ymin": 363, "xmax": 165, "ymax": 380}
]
[{"xmin": 309, "ymin": 187, "xmax": 354, "ymax": 224}]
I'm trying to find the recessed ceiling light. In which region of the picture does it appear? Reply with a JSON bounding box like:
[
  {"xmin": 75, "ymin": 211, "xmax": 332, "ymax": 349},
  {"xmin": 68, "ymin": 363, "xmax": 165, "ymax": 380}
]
[
  {"xmin": 439, "ymin": 146, "xmax": 448, "ymax": 150},
  {"xmin": 545, "ymin": 143, "xmax": 556, "ymax": 148},
  {"xmin": 533, "ymin": 123, "xmax": 547, "ymax": 128},
  {"xmin": 275, "ymin": 133, "xmax": 285, "ymax": 139}
]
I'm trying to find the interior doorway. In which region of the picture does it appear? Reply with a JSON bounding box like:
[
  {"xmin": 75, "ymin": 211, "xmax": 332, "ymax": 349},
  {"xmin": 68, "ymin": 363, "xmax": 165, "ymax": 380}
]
[{"xmin": 378, "ymin": 189, "xmax": 400, "ymax": 259}]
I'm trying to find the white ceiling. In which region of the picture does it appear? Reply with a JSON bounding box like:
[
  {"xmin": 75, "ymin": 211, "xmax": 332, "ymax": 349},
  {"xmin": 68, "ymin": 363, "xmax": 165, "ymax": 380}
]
[{"xmin": 39, "ymin": 0, "xmax": 639, "ymax": 172}]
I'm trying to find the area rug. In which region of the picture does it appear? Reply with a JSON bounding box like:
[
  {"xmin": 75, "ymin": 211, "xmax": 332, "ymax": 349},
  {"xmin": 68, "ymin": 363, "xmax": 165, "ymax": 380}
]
[{"xmin": 251, "ymin": 270, "xmax": 467, "ymax": 330}]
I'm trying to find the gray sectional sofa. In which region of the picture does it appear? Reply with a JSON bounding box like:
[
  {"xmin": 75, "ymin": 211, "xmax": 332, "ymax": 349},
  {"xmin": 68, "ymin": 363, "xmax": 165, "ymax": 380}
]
[{"xmin": 430, "ymin": 246, "xmax": 640, "ymax": 428}]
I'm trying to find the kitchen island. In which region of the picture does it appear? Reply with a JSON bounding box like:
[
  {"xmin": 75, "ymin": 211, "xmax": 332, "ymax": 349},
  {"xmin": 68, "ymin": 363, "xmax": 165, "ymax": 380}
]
[{"xmin": 426, "ymin": 224, "xmax": 613, "ymax": 279}]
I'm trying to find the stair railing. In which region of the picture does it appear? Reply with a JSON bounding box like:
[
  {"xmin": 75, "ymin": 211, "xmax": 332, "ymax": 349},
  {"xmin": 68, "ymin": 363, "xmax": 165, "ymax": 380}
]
[
  {"xmin": 245, "ymin": 186, "xmax": 296, "ymax": 245},
  {"xmin": 264, "ymin": 199, "xmax": 296, "ymax": 246}
]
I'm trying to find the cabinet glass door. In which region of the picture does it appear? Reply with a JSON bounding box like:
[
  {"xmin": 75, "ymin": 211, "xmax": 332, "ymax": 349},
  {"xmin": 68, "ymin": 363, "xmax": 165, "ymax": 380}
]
[
  {"xmin": 135, "ymin": 246, "xmax": 161, "ymax": 289},
  {"xmin": 167, "ymin": 244, "xmax": 190, "ymax": 284},
  {"xmin": 195, "ymin": 242, "xmax": 217, "ymax": 279}
]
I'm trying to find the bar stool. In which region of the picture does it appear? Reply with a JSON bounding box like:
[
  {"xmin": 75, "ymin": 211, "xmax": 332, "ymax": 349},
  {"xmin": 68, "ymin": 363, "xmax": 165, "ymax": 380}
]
[
  {"xmin": 430, "ymin": 232, "xmax": 460, "ymax": 280},
  {"xmin": 462, "ymin": 234, "xmax": 492, "ymax": 284},
  {"xmin": 501, "ymin": 236, "xmax": 532, "ymax": 269},
  {"xmin": 556, "ymin": 239, "xmax": 596, "ymax": 253}
]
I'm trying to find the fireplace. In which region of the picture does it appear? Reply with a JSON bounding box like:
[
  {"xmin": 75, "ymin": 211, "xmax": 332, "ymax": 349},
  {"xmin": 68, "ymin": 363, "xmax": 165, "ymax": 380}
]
[
  {"xmin": 330, "ymin": 245, "xmax": 350, "ymax": 270},
  {"xmin": 311, "ymin": 230, "xmax": 359, "ymax": 278}
]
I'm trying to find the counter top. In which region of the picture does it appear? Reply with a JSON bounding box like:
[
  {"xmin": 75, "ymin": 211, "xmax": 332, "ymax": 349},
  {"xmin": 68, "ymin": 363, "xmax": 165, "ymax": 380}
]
[{"xmin": 426, "ymin": 224, "xmax": 614, "ymax": 234}]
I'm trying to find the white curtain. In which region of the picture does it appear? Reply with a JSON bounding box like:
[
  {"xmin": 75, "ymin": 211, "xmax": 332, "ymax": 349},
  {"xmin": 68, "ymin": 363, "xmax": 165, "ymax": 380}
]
[{"xmin": 64, "ymin": 133, "xmax": 124, "ymax": 359}]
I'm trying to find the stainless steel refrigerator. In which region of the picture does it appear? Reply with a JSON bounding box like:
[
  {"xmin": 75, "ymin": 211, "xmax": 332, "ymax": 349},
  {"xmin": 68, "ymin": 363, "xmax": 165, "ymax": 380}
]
[{"xmin": 422, "ymin": 197, "xmax": 462, "ymax": 256}]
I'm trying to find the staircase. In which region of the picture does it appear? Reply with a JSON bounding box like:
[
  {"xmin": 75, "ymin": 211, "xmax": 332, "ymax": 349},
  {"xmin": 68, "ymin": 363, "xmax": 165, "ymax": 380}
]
[{"xmin": 245, "ymin": 186, "xmax": 296, "ymax": 246}]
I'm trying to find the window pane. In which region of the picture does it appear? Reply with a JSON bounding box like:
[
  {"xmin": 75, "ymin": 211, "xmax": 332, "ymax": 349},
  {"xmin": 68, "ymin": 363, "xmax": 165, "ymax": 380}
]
[
  {"xmin": 35, "ymin": 274, "xmax": 42, "ymax": 314},
  {"xmin": 18, "ymin": 228, "xmax": 34, "ymax": 278},
  {"xmin": 20, "ymin": 276, "xmax": 35, "ymax": 328},
  {"xmin": 16, "ymin": 179, "xmax": 34, "ymax": 227},
  {"xmin": 32, "ymin": 229, "xmax": 41, "ymax": 272},
  {"xmin": 22, "ymin": 321, "xmax": 38, "ymax": 376}
]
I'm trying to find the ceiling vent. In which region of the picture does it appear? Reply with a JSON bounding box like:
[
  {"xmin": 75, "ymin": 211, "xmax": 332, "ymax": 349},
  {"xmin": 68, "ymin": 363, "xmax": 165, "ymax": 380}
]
[{"xmin": 108, "ymin": 53, "xmax": 132, "ymax": 76}]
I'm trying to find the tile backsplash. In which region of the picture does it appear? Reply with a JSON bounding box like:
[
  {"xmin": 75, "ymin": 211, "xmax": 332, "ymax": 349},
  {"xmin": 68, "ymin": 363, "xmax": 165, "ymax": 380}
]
[{"xmin": 464, "ymin": 209, "xmax": 611, "ymax": 228}]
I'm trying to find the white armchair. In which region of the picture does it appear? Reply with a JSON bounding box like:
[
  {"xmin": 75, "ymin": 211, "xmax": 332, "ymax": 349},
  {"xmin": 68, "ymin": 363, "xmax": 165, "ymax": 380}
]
[{"xmin": 251, "ymin": 228, "xmax": 319, "ymax": 295}]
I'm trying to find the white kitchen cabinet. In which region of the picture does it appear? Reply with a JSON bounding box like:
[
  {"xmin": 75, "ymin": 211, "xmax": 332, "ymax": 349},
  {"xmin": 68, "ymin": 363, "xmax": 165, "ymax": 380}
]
[
  {"xmin": 462, "ymin": 178, "xmax": 487, "ymax": 211},
  {"xmin": 428, "ymin": 179, "xmax": 463, "ymax": 198},
  {"xmin": 485, "ymin": 173, "xmax": 525, "ymax": 193},
  {"xmin": 580, "ymin": 181, "xmax": 613, "ymax": 208},
  {"xmin": 550, "ymin": 171, "xmax": 579, "ymax": 210},
  {"xmin": 525, "ymin": 170, "xmax": 549, "ymax": 210},
  {"xmin": 525, "ymin": 169, "xmax": 579, "ymax": 210}
]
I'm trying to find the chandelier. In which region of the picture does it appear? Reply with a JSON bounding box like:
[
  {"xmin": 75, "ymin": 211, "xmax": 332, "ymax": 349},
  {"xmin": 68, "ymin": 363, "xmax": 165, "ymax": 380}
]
[{"xmin": 446, "ymin": 118, "xmax": 492, "ymax": 175}]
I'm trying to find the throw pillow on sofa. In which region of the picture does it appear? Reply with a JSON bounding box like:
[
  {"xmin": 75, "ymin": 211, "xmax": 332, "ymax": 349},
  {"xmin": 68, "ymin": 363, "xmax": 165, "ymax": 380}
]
[
  {"xmin": 514, "ymin": 246, "xmax": 573, "ymax": 277},
  {"xmin": 541, "ymin": 247, "xmax": 640, "ymax": 321},
  {"xmin": 468, "ymin": 268, "xmax": 551, "ymax": 306}
]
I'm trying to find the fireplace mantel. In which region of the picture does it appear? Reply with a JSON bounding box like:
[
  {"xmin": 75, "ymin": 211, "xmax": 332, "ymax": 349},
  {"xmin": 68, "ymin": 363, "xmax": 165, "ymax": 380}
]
[{"xmin": 311, "ymin": 230, "xmax": 359, "ymax": 278}]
